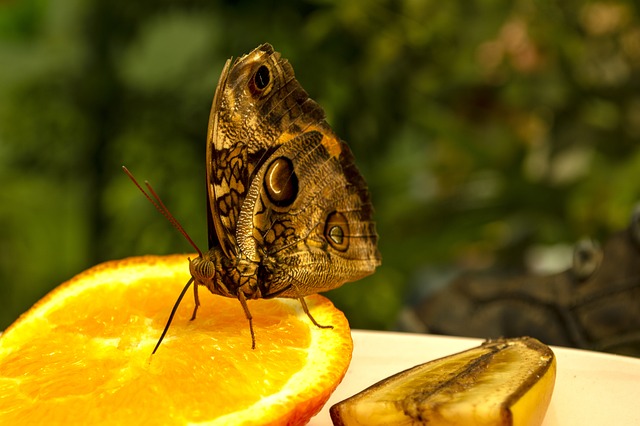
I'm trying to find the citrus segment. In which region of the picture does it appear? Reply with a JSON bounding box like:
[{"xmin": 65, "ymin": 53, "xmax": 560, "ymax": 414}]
[
  {"xmin": 0, "ymin": 255, "xmax": 353, "ymax": 425},
  {"xmin": 330, "ymin": 337, "xmax": 556, "ymax": 426}
]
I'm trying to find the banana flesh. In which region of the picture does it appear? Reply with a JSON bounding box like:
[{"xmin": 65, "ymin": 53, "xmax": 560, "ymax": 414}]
[{"xmin": 330, "ymin": 337, "xmax": 556, "ymax": 426}]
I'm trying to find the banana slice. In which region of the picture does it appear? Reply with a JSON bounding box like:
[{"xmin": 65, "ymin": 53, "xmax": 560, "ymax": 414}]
[{"xmin": 330, "ymin": 337, "xmax": 556, "ymax": 426}]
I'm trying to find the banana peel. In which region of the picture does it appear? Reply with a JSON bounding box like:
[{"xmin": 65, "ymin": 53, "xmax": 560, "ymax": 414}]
[{"xmin": 330, "ymin": 337, "xmax": 556, "ymax": 426}]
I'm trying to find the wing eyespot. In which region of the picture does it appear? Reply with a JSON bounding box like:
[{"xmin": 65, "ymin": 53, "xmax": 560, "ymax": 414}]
[
  {"xmin": 249, "ymin": 65, "xmax": 272, "ymax": 96},
  {"xmin": 264, "ymin": 157, "xmax": 298, "ymax": 207},
  {"xmin": 325, "ymin": 212, "xmax": 349, "ymax": 251}
]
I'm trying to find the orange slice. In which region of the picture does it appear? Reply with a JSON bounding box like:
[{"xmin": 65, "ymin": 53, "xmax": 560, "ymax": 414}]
[{"xmin": 0, "ymin": 255, "xmax": 353, "ymax": 425}]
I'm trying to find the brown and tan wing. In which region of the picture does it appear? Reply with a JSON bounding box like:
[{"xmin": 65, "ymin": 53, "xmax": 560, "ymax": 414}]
[
  {"xmin": 237, "ymin": 129, "xmax": 381, "ymax": 297},
  {"xmin": 205, "ymin": 43, "xmax": 329, "ymax": 256}
]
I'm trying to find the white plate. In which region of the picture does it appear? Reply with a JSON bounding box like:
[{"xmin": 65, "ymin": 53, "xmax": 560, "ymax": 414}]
[{"xmin": 310, "ymin": 330, "xmax": 640, "ymax": 425}]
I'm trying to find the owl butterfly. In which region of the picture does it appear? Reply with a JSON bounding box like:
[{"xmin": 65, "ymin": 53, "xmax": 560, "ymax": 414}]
[{"xmin": 127, "ymin": 43, "xmax": 380, "ymax": 353}]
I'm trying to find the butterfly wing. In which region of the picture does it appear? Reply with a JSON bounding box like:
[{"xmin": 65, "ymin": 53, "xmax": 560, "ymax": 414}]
[
  {"xmin": 206, "ymin": 57, "xmax": 232, "ymax": 251},
  {"xmin": 238, "ymin": 129, "xmax": 381, "ymax": 297},
  {"xmin": 206, "ymin": 44, "xmax": 330, "ymax": 257},
  {"xmin": 206, "ymin": 43, "xmax": 380, "ymax": 296}
]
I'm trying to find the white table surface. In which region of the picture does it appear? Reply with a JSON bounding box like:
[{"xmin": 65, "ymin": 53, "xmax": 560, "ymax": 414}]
[{"xmin": 310, "ymin": 330, "xmax": 640, "ymax": 425}]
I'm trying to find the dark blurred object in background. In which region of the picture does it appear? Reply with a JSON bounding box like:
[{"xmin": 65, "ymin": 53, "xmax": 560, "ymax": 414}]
[{"xmin": 404, "ymin": 205, "xmax": 640, "ymax": 357}]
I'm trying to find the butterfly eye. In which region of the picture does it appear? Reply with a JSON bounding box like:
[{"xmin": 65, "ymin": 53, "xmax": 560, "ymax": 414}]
[
  {"xmin": 249, "ymin": 65, "xmax": 271, "ymax": 95},
  {"xmin": 264, "ymin": 157, "xmax": 298, "ymax": 206},
  {"xmin": 324, "ymin": 212, "xmax": 349, "ymax": 251}
]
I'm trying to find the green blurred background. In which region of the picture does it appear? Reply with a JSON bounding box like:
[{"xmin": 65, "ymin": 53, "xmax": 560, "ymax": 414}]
[{"xmin": 1, "ymin": 0, "xmax": 639, "ymax": 331}]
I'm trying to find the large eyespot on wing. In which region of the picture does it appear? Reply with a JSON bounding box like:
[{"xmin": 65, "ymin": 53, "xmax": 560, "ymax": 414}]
[
  {"xmin": 324, "ymin": 212, "xmax": 349, "ymax": 252},
  {"xmin": 248, "ymin": 64, "xmax": 273, "ymax": 97},
  {"xmin": 264, "ymin": 156, "xmax": 298, "ymax": 207}
]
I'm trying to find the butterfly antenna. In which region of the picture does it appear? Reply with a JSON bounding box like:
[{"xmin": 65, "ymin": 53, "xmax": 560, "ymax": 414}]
[{"xmin": 122, "ymin": 166, "xmax": 203, "ymax": 258}]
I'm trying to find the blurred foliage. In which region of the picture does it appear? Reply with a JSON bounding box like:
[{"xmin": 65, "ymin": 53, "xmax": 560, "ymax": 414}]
[{"xmin": 1, "ymin": 0, "xmax": 639, "ymax": 331}]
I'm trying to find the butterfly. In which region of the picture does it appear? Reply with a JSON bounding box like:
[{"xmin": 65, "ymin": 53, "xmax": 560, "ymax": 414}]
[{"xmin": 126, "ymin": 43, "xmax": 380, "ymax": 353}]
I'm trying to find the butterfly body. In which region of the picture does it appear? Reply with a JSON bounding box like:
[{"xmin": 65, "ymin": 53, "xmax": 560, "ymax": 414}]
[{"xmin": 151, "ymin": 43, "xmax": 380, "ymax": 351}]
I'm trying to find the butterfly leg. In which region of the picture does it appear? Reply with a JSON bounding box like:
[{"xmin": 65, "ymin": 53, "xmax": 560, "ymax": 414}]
[
  {"xmin": 190, "ymin": 281, "xmax": 201, "ymax": 321},
  {"xmin": 237, "ymin": 291, "xmax": 256, "ymax": 349},
  {"xmin": 298, "ymin": 297, "xmax": 333, "ymax": 330}
]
